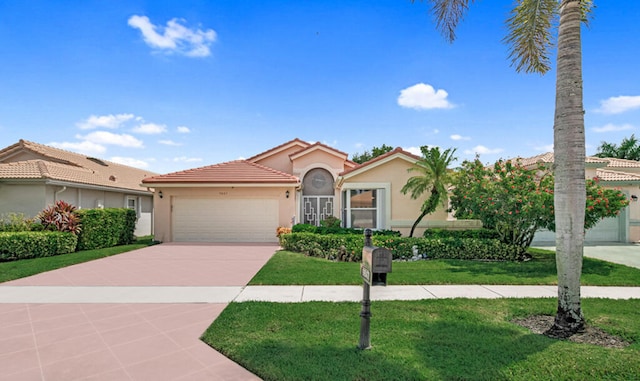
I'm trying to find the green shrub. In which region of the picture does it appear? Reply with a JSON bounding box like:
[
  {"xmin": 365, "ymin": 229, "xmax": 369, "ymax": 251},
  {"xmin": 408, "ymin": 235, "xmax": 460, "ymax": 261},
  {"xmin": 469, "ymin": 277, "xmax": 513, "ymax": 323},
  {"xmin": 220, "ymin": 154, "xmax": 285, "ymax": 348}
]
[
  {"xmin": 76, "ymin": 208, "xmax": 137, "ymax": 251},
  {"xmin": 280, "ymin": 232, "xmax": 525, "ymax": 262},
  {"xmin": 422, "ymin": 228, "xmax": 499, "ymax": 240},
  {"xmin": 0, "ymin": 213, "xmax": 36, "ymax": 232},
  {"xmin": 0, "ymin": 231, "xmax": 77, "ymax": 261},
  {"xmin": 290, "ymin": 223, "xmax": 401, "ymax": 237},
  {"xmin": 37, "ymin": 200, "xmax": 81, "ymax": 234}
]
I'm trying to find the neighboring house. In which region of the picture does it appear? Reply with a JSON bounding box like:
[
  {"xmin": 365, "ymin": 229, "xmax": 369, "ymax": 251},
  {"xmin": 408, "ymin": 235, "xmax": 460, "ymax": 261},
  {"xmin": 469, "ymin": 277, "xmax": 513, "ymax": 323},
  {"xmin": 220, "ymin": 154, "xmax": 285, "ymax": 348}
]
[
  {"xmin": 518, "ymin": 152, "xmax": 640, "ymax": 244},
  {"xmin": 142, "ymin": 138, "xmax": 473, "ymax": 243},
  {"xmin": 0, "ymin": 140, "xmax": 157, "ymax": 237}
]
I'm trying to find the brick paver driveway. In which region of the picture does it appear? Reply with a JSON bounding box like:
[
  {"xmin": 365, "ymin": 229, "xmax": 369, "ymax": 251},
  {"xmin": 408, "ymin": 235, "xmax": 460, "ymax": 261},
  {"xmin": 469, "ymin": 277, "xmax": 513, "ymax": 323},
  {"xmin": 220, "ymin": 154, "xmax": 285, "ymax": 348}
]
[{"xmin": 0, "ymin": 243, "xmax": 277, "ymax": 380}]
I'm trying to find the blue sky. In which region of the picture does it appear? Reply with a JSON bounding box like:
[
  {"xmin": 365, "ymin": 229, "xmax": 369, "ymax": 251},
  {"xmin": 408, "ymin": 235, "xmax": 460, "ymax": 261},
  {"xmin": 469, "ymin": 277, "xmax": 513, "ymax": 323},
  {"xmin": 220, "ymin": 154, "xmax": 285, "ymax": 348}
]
[{"xmin": 0, "ymin": 1, "xmax": 638, "ymax": 174}]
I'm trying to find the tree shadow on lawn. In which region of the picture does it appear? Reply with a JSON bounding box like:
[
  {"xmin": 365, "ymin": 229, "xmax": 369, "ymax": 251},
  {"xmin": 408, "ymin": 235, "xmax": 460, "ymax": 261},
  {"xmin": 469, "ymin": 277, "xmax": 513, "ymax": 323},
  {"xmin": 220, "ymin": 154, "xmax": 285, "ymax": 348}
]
[
  {"xmin": 442, "ymin": 255, "xmax": 618, "ymax": 281},
  {"xmin": 413, "ymin": 317, "xmax": 552, "ymax": 380}
]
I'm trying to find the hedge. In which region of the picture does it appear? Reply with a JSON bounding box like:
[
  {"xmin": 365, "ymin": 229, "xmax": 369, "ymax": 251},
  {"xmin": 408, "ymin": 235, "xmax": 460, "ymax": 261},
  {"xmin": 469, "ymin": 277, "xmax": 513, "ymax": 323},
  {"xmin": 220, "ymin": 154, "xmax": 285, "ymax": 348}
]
[
  {"xmin": 76, "ymin": 208, "xmax": 137, "ymax": 251},
  {"xmin": 279, "ymin": 232, "xmax": 526, "ymax": 262},
  {"xmin": 291, "ymin": 223, "xmax": 401, "ymax": 236},
  {"xmin": 422, "ymin": 228, "xmax": 500, "ymax": 240},
  {"xmin": 0, "ymin": 231, "xmax": 78, "ymax": 261}
]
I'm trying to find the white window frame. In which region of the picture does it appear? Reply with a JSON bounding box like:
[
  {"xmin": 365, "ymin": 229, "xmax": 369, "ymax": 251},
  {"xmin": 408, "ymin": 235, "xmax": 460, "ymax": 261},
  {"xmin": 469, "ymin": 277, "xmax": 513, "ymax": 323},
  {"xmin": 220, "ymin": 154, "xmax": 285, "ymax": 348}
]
[
  {"xmin": 341, "ymin": 182, "xmax": 390, "ymax": 230},
  {"xmin": 125, "ymin": 196, "xmax": 140, "ymax": 217}
]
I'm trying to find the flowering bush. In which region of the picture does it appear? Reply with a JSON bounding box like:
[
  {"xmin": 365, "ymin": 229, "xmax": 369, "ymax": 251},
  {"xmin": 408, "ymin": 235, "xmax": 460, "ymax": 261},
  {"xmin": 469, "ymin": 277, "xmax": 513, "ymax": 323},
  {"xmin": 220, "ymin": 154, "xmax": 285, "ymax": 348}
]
[
  {"xmin": 450, "ymin": 158, "xmax": 629, "ymax": 249},
  {"xmin": 276, "ymin": 226, "xmax": 292, "ymax": 238},
  {"xmin": 37, "ymin": 200, "xmax": 81, "ymax": 235}
]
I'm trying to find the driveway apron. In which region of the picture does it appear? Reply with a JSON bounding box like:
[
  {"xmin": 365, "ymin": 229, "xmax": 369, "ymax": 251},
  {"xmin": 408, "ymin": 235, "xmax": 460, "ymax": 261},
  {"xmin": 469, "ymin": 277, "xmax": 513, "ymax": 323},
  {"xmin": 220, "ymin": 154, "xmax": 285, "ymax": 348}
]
[{"xmin": 0, "ymin": 243, "xmax": 277, "ymax": 381}]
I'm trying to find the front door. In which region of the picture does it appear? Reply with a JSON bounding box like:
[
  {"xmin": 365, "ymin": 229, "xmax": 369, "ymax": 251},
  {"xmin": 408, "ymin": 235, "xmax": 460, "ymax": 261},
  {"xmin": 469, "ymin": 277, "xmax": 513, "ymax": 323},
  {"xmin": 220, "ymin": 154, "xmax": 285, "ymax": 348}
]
[{"xmin": 301, "ymin": 168, "xmax": 334, "ymax": 226}]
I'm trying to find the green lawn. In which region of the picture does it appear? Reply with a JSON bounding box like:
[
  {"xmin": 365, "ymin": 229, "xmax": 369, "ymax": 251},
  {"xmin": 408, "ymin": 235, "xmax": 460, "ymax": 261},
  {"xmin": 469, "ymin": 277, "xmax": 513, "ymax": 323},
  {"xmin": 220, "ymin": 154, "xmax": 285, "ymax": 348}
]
[
  {"xmin": 0, "ymin": 237, "xmax": 156, "ymax": 283},
  {"xmin": 202, "ymin": 298, "xmax": 640, "ymax": 381},
  {"xmin": 249, "ymin": 248, "xmax": 640, "ymax": 286}
]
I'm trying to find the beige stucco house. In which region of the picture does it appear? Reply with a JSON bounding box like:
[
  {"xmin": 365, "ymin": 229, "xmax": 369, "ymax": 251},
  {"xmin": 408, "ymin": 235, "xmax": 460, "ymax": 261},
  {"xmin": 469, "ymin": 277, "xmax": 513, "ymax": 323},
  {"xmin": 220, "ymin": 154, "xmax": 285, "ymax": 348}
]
[
  {"xmin": 142, "ymin": 138, "xmax": 464, "ymax": 243},
  {"xmin": 0, "ymin": 140, "xmax": 156, "ymax": 236},
  {"xmin": 519, "ymin": 152, "xmax": 640, "ymax": 244}
]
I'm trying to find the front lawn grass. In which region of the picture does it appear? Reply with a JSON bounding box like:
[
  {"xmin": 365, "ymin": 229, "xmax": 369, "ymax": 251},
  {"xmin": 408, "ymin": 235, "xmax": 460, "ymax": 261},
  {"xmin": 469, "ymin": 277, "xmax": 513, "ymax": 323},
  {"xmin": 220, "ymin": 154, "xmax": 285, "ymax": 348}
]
[
  {"xmin": 202, "ymin": 298, "xmax": 640, "ymax": 381},
  {"xmin": 0, "ymin": 236, "xmax": 156, "ymax": 283},
  {"xmin": 249, "ymin": 248, "xmax": 640, "ymax": 286}
]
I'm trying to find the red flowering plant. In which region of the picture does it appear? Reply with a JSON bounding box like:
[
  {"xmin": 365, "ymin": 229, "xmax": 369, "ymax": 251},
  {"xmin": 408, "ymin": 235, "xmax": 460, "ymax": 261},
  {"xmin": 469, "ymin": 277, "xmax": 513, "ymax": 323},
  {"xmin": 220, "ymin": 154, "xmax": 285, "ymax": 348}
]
[
  {"xmin": 450, "ymin": 157, "xmax": 628, "ymax": 250},
  {"xmin": 37, "ymin": 200, "xmax": 82, "ymax": 235}
]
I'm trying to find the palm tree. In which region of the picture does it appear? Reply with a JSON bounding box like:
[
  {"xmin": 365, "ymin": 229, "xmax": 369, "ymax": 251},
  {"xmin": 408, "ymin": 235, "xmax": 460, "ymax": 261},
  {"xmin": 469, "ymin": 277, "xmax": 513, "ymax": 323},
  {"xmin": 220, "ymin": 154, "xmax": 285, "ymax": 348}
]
[
  {"xmin": 401, "ymin": 146, "xmax": 457, "ymax": 237},
  {"xmin": 595, "ymin": 135, "xmax": 640, "ymax": 160},
  {"xmin": 417, "ymin": 0, "xmax": 591, "ymax": 337}
]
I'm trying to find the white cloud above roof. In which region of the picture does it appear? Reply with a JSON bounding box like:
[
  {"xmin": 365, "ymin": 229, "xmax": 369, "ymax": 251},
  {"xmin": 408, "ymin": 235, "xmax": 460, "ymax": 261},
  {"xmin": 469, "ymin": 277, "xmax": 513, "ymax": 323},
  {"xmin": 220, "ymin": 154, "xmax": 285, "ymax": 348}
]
[
  {"xmin": 159, "ymin": 139, "xmax": 182, "ymax": 146},
  {"xmin": 78, "ymin": 131, "xmax": 144, "ymax": 148},
  {"xmin": 450, "ymin": 134, "xmax": 470, "ymax": 141},
  {"xmin": 403, "ymin": 146, "xmax": 422, "ymax": 156},
  {"xmin": 595, "ymin": 95, "xmax": 640, "ymax": 114},
  {"xmin": 464, "ymin": 145, "xmax": 504, "ymax": 155},
  {"xmin": 397, "ymin": 83, "xmax": 454, "ymax": 110},
  {"xmin": 110, "ymin": 156, "xmax": 149, "ymax": 169},
  {"xmin": 177, "ymin": 126, "xmax": 191, "ymax": 133},
  {"xmin": 172, "ymin": 156, "xmax": 203, "ymax": 163},
  {"xmin": 128, "ymin": 15, "xmax": 217, "ymax": 57},
  {"xmin": 49, "ymin": 140, "xmax": 106, "ymax": 155},
  {"xmin": 76, "ymin": 114, "xmax": 136, "ymax": 130},
  {"xmin": 133, "ymin": 123, "xmax": 167, "ymax": 134},
  {"xmin": 592, "ymin": 123, "xmax": 635, "ymax": 133}
]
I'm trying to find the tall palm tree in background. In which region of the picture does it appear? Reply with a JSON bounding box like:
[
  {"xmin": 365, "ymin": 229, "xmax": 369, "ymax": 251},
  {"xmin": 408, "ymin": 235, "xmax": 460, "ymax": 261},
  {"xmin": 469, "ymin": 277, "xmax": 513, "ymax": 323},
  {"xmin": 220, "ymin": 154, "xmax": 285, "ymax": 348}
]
[
  {"xmin": 401, "ymin": 146, "xmax": 457, "ymax": 238},
  {"xmin": 595, "ymin": 135, "xmax": 640, "ymax": 160},
  {"xmin": 417, "ymin": 0, "xmax": 591, "ymax": 337}
]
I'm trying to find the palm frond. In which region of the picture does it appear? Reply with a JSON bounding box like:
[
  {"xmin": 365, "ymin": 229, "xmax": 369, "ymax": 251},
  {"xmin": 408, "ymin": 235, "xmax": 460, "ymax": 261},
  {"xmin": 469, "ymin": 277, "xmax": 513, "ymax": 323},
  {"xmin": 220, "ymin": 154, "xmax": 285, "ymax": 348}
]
[
  {"xmin": 426, "ymin": 0, "xmax": 475, "ymax": 43},
  {"xmin": 503, "ymin": 0, "xmax": 558, "ymax": 74}
]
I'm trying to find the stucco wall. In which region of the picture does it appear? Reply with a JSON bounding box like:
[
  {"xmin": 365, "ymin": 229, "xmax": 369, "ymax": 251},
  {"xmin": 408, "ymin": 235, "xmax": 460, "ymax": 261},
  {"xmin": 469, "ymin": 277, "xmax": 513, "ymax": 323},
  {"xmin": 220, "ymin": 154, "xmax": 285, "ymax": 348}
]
[
  {"xmin": 0, "ymin": 184, "xmax": 47, "ymax": 217},
  {"xmin": 341, "ymin": 157, "xmax": 449, "ymax": 236},
  {"xmin": 152, "ymin": 186, "xmax": 296, "ymax": 242},
  {"xmin": 252, "ymin": 145, "xmax": 305, "ymax": 174}
]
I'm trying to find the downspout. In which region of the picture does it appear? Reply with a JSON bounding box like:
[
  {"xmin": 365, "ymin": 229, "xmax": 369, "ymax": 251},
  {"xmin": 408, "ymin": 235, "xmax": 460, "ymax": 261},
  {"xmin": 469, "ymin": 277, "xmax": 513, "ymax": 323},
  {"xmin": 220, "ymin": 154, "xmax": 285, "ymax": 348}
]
[{"xmin": 54, "ymin": 186, "xmax": 67, "ymax": 202}]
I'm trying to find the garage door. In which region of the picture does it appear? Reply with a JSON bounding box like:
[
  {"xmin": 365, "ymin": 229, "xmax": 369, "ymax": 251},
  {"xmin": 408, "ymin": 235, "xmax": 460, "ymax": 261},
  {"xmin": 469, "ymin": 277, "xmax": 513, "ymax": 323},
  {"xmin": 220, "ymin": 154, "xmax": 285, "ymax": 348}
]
[
  {"xmin": 172, "ymin": 198, "xmax": 279, "ymax": 243},
  {"xmin": 532, "ymin": 215, "xmax": 622, "ymax": 244}
]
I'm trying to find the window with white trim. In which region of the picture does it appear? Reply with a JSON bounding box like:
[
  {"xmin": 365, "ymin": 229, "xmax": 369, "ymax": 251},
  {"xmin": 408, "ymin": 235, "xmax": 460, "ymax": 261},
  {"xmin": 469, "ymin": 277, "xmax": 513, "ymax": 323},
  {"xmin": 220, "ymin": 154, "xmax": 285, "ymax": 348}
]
[
  {"xmin": 343, "ymin": 189, "xmax": 384, "ymax": 229},
  {"xmin": 126, "ymin": 196, "xmax": 139, "ymax": 217}
]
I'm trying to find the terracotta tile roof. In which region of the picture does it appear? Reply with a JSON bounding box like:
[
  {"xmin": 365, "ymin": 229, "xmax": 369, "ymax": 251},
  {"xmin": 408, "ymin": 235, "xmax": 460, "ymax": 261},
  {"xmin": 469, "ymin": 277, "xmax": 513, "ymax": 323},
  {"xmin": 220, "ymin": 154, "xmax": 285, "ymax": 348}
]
[
  {"xmin": 596, "ymin": 169, "xmax": 640, "ymax": 182},
  {"xmin": 517, "ymin": 152, "xmax": 610, "ymax": 167},
  {"xmin": 0, "ymin": 140, "xmax": 156, "ymax": 193},
  {"xmin": 142, "ymin": 160, "xmax": 300, "ymax": 184},
  {"xmin": 289, "ymin": 141, "xmax": 354, "ymax": 163},
  {"xmin": 340, "ymin": 147, "xmax": 421, "ymax": 176},
  {"xmin": 247, "ymin": 138, "xmax": 310, "ymax": 162},
  {"xmin": 601, "ymin": 157, "xmax": 640, "ymax": 168}
]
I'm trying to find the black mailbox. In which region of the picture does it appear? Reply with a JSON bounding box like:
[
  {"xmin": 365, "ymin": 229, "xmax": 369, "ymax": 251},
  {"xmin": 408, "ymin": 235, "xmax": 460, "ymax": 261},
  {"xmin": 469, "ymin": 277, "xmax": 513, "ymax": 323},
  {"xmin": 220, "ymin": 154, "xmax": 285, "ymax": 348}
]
[{"xmin": 361, "ymin": 246, "xmax": 392, "ymax": 286}]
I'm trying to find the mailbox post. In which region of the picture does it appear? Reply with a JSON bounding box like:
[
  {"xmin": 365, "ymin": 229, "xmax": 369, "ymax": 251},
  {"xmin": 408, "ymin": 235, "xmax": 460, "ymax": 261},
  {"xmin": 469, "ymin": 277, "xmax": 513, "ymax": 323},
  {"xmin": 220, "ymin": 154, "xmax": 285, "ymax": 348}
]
[{"xmin": 358, "ymin": 229, "xmax": 392, "ymax": 350}]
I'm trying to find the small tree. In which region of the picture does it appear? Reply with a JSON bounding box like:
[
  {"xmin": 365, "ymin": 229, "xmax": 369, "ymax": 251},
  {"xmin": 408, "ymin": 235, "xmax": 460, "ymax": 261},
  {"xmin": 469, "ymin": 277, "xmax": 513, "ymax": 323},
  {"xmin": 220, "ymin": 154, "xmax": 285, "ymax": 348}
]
[
  {"xmin": 450, "ymin": 158, "xmax": 629, "ymax": 250},
  {"xmin": 594, "ymin": 135, "xmax": 640, "ymax": 161},
  {"xmin": 351, "ymin": 144, "xmax": 394, "ymax": 164},
  {"xmin": 37, "ymin": 200, "xmax": 82, "ymax": 235},
  {"xmin": 401, "ymin": 146, "xmax": 457, "ymax": 237}
]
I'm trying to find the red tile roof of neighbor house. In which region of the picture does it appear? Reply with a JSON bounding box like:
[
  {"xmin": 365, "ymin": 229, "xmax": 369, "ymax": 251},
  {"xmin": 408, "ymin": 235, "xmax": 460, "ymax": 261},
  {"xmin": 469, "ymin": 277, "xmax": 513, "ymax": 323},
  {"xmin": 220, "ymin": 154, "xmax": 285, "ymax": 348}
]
[
  {"xmin": 0, "ymin": 140, "xmax": 157, "ymax": 193},
  {"xmin": 515, "ymin": 152, "xmax": 640, "ymax": 182},
  {"xmin": 142, "ymin": 160, "xmax": 300, "ymax": 184}
]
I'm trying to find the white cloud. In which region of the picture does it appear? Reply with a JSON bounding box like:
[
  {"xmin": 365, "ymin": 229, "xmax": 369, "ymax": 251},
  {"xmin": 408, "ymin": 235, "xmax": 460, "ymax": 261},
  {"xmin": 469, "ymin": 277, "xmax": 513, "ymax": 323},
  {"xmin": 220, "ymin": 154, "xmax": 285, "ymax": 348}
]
[
  {"xmin": 76, "ymin": 114, "xmax": 135, "ymax": 130},
  {"xmin": 110, "ymin": 157, "xmax": 149, "ymax": 169},
  {"xmin": 595, "ymin": 95, "xmax": 640, "ymax": 114},
  {"xmin": 173, "ymin": 156, "xmax": 203, "ymax": 163},
  {"xmin": 132, "ymin": 123, "xmax": 167, "ymax": 134},
  {"xmin": 398, "ymin": 83, "xmax": 454, "ymax": 110},
  {"xmin": 450, "ymin": 134, "xmax": 470, "ymax": 141},
  {"xmin": 78, "ymin": 131, "xmax": 144, "ymax": 148},
  {"xmin": 49, "ymin": 141, "xmax": 106, "ymax": 155},
  {"xmin": 177, "ymin": 126, "xmax": 191, "ymax": 133},
  {"xmin": 404, "ymin": 146, "xmax": 422, "ymax": 156},
  {"xmin": 534, "ymin": 144, "xmax": 554, "ymax": 152},
  {"xmin": 464, "ymin": 145, "xmax": 504, "ymax": 155},
  {"xmin": 159, "ymin": 139, "xmax": 182, "ymax": 146},
  {"xmin": 592, "ymin": 123, "xmax": 635, "ymax": 133},
  {"xmin": 128, "ymin": 15, "xmax": 217, "ymax": 57}
]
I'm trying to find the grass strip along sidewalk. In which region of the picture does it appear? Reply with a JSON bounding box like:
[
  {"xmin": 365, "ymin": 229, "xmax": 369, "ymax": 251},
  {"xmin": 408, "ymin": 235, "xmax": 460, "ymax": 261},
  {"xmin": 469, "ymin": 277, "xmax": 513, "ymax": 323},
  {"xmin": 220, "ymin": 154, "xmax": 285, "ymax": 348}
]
[
  {"xmin": 0, "ymin": 236, "xmax": 155, "ymax": 283},
  {"xmin": 204, "ymin": 248, "xmax": 640, "ymax": 380},
  {"xmin": 249, "ymin": 249, "xmax": 640, "ymax": 286}
]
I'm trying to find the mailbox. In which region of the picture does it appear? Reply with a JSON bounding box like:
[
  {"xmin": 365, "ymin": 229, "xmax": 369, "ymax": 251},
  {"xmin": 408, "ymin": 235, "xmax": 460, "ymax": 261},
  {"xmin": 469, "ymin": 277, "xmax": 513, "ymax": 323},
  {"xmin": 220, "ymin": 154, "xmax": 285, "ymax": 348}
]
[{"xmin": 361, "ymin": 246, "xmax": 392, "ymax": 286}]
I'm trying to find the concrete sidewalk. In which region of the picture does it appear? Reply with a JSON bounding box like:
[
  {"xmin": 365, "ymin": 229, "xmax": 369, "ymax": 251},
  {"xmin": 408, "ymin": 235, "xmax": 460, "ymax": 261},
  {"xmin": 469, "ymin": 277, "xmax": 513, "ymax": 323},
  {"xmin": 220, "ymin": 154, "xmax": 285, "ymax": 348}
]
[{"xmin": 2, "ymin": 284, "xmax": 639, "ymax": 304}]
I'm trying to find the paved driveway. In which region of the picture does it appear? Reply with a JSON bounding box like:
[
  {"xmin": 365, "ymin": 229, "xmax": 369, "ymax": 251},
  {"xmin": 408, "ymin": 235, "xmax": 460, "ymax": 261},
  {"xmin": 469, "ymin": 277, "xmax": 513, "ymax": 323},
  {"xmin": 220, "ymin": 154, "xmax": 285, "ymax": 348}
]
[
  {"xmin": 534, "ymin": 244, "xmax": 640, "ymax": 269},
  {"xmin": 0, "ymin": 243, "xmax": 277, "ymax": 380}
]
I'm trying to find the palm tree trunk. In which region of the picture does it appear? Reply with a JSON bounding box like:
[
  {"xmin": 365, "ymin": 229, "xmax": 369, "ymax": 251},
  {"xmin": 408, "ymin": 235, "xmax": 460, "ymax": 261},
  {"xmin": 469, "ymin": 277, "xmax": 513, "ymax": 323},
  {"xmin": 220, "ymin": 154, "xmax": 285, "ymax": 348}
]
[{"xmin": 545, "ymin": 0, "xmax": 586, "ymax": 338}]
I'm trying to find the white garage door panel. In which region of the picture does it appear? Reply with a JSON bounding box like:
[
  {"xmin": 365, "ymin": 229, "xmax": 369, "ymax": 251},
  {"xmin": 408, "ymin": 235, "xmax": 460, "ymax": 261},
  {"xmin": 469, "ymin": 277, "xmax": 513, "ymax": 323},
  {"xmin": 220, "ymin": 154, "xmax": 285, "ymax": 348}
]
[
  {"xmin": 173, "ymin": 198, "xmax": 278, "ymax": 242},
  {"xmin": 532, "ymin": 215, "xmax": 621, "ymax": 244}
]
